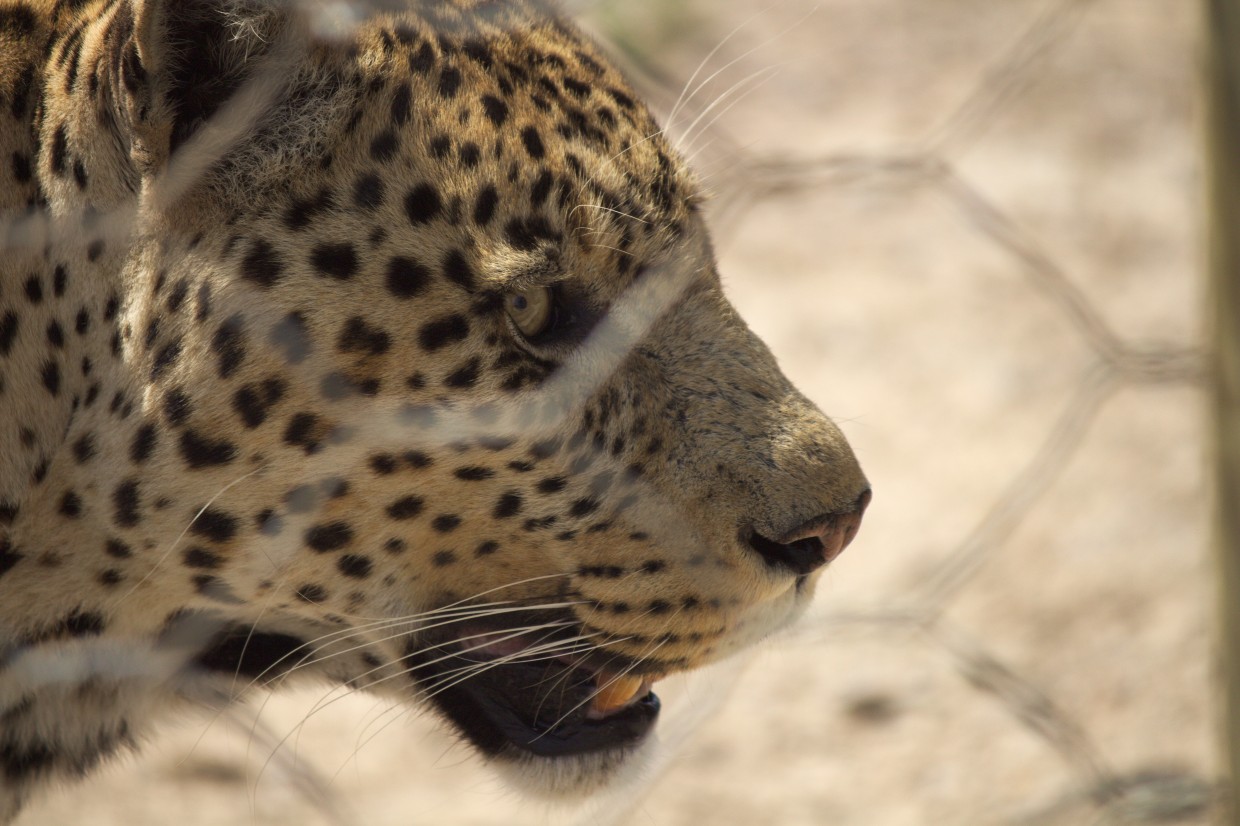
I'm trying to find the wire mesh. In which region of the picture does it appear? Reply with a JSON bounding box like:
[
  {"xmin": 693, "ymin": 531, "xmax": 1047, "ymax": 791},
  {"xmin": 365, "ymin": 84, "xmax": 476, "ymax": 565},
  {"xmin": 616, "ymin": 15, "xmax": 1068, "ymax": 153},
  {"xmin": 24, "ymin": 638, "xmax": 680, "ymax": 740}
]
[{"xmin": 4, "ymin": 0, "xmax": 1210, "ymax": 824}]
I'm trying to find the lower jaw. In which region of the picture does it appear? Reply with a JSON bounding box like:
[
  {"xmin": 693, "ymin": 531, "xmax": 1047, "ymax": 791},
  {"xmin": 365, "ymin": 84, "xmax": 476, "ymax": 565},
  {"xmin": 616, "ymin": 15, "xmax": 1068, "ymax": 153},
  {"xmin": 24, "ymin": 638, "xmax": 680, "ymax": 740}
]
[
  {"xmin": 489, "ymin": 725, "xmax": 663, "ymax": 799},
  {"xmin": 402, "ymin": 637, "xmax": 663, "ymax": 765}
]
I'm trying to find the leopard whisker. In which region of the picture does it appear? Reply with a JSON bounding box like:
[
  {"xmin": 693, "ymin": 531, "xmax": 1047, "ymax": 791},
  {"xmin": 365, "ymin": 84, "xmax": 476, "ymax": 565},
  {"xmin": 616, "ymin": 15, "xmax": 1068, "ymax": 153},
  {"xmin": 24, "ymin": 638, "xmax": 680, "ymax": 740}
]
[
  {"xmin": 678, "ymin": 65, "xmax": 784, "ymax": 157},
  {"xmin": 666, "ymin": 1, "xmax": 777, "ymax": 127}
]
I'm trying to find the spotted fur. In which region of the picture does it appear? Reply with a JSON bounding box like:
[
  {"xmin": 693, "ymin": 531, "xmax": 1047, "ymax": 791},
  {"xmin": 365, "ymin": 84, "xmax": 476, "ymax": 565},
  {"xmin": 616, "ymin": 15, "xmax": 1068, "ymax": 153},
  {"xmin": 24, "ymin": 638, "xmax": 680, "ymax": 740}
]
[{"xmin": 0, "ymin": 0, "xmax": 868, "ymax": 818}]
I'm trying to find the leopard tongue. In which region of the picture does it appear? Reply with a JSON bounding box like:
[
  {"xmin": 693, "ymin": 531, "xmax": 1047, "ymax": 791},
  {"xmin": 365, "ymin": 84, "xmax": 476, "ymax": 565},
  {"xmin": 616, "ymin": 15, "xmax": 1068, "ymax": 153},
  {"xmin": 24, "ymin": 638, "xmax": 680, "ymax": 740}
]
[{"xmin": 588, "ymin": 673, "xmax": 656, "ymax": 718}]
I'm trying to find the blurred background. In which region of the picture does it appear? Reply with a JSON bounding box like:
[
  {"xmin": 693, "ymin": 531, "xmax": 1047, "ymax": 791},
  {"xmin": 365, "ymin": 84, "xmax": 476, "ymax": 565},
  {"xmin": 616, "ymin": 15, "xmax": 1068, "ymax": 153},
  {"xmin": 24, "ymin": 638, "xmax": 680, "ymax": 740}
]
[{"xmin": 18, "ymin": 0, "xmax": 1210, "ymax": 823}]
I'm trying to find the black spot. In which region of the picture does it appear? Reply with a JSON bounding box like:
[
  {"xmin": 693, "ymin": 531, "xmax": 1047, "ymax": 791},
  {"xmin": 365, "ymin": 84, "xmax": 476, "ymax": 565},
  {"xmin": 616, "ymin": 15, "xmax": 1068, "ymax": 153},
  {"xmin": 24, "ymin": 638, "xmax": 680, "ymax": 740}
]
[
  {"xmin": 283, "ymin": 412, "xmax": 323, "ymax": 453},
  {"xmin": 44, "ymin": 320, "xmax": 64, "ymax": 350},
  {"xmin": 164, "ymin": 387, "xmax": 191, "ymax": 425},
  {"xmin": 530, "ymin": 170, "xmax": 553, "ymax": 207},
  {"xmin": 607, "ymin": 87, "xmax": 635, "ymax": 109},
  {"xmin": 306, "ymin": 522, "xmax": 352, "ymax": 552},
  {"xmin": 190, "ymin": 507, "xmax": 238, "ymax": 542},
  {"xmin": 129, "ymin": 422, "xmax": 158, "ymax": 463},
  {"xmin": 183, "ymin": 547, "xmax": 221, "ymax": 569},
  {"xmin": 390, "ymin": 81, "xmax": 412, "ymax": 125},
  {"xmin": 41, "ymin": 360, "xmax": 60, "ymax": 396},
  {"xmin": 241, "ymin": 239, "xmax": 284, "ymax": 288},
  {"xmin": 474, "ymin": 541, "xmax": 499, "ymax": 557},
  {"xmin": 417, "ymin": 314, "xmax": 469, "ymax": 351},
  {"xmin": 430, "ymin": 134, "xmax": 451, "ymax": 159},
  {"xmin": 405, "ymin": 184, "xmax": 442, "ymax": 224},
  {"xmin": 195, "ymin": 282, "xmax": 212, "ymax": 322},
  {"xmin": 408, "ymin": 40, "xmax": 435, "ymax": 73},
  {"xmin": 149, "ymin": 337, "xmax": 182, "ymax": 381},
  {"xmin": 72, "ymin": 159, "xmax": 88, "ymax": 190},
  {"xmin": 473, "ymin": 185, "xmax": 499, "ymax": 226},
  {"xmin": 640, "ymin": 560, "xmax": 666, "ymax": 574},
  {"xmin": 311, "ymin": 242, "xmax": 359, "ymax": 280},
  {"xmin": 444, "ymin": 358, "xmax": 480, "ymax": 389},
  {"xmin": 10, "ymin": 150, "xmax": 31, "ymax": 184},
  {"xmin": 212, "ymin": 315, "xmax": 246, "ymax": 378},
  {"xmin": 353, "ymin": 173, "xmax": 385, "ymax": 209},
  {"xmin": 480, "ymin": 95, "xmax": 508, "ymax": 126},
  {"xmin": 454, "ymin": 466, "xmax": 494, "ymax": 482},
  {"xmin": 50, "ymin": 123, "xmax": 68, "ymax": 175},
  {"xmin": 386, "ymin": 255, "xmax": 431, "ymax": 298},
  {"xmin": 296, "ymin": 584, "xmax": 327, "ymax": 603},
  {"xmin": 105, "ymin": 539, "xmax": 132, "ymax": 559},
  {"xmin": 404, "ymin": 451, "xmax": 433, "ymax": 468},
  {"xmin": 59, "ymin": 490, "xmax": 83, "ymax": 518},
  {"xmin": 178, "ymin": 429, "xmax": 237, "ymax": 467},
  {"xmin": 112, "ymin": 480, "xmax": 140, "ymax": 527},
  {"xmin": 523, "ymin": 515, "xmax": 557, "ymax": 531},
  {"xmin": 369, "ymin": 454, "xmax": 397, "ymax": 474},
  {"xmin": 432, "ymin": 550, "xmax": 456, "ymax": 566},
  {"xmin": 61, "ymin": 609, "xmax": 106, "ymax": 637},
  {"xmin": 166, "ymin": 279, "xmax": 189, "ymax": 313},
  {"xmin": 459, "ymin": 142, "xmax": 481, "ymax": 168},
  {"xmin": 283, "ymin": 187, "xmax": 335, "ymax": 230},
  {"xmin": 537, "ymin": 477, "xmax": 567, "ymax": 494},
  {"xmin": 86, "ymin": 239, "xmax": 104, "ymax": 262},
  {"xmin": 386, "ymin": 496, "xmax": 424, "ymax": 520},
  {"xmin": 72, "ymin": 433, "xmax": 95, "ymax": 463},
  {"xmin": 0, "ymin": 312, "xmax": 18, "ymax": 355},
  {"xmin": 98, "ymin": 569, "xmax": 123, "ymax": 587},
  {"xmin": 563, "ymin": 77, "xmax": 590, "ymax": 99},
  {"xmin": 493, "ymin": 492, "xmax": 522, "ymax": 518},
  {"xmin": 438, "ymin": 65, "xmax": 462, "ymax": 98},
  {"xmin": 432, "ymin": 514, "xmax": 461, "ymax": 533},
  {"xmin": 144, "ymin": 317, "xmax": 162, "ymax": 350},
  {"xmin": 503, "ymin": 215, "xmax": 559, "ymax": 251},
  {"xmin": 232, "ymin": 378, "xmax": 285, "ymax": 428},
  {"xmin": 52, "ymin": 265, "xmax": 68, "ymax": 297},
  {"xmin": 570, "ymin": 498, "xmax": 600, "ymax": 517},
  {"xmin": 338, "ymin": 554, "xmax": 372, "ymax": 578},
  {"xmin": 370, "ymin": 129, "xmax": 399, "ymax": 162},
  {"xmin": 24, "ymin": 275, "xmax": 42, "ymax": 303},
  {"xmin": 337, "ymin": 316, "xmax": 391, "ymax": 355},
  {"xmin": 0, "ymin": 538, "xmax": 23, "ymax": 579},
  {"xmin": 441, "ymin": 248, "xmax": 476, "ymax": 292},
  {"xmin": 520, "ymin": 126, "xmax": 545, "ymax": 160}
]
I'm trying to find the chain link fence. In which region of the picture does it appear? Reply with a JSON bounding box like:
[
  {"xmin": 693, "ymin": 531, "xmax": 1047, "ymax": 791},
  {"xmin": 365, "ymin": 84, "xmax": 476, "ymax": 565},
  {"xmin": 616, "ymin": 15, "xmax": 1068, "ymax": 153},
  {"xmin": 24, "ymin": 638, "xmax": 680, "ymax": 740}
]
[{"xmin": 11, "ymin": 0, "xmax": 1211, "ymax": 824}]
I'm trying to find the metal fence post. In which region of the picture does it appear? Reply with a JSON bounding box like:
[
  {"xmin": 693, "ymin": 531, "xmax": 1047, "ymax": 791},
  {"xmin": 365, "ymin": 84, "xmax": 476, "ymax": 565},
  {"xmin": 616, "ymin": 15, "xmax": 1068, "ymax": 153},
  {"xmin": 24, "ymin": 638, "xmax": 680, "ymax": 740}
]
[{"xmin": 1207, "ymin": 1, "xmax": 1240, "ymax": 820}]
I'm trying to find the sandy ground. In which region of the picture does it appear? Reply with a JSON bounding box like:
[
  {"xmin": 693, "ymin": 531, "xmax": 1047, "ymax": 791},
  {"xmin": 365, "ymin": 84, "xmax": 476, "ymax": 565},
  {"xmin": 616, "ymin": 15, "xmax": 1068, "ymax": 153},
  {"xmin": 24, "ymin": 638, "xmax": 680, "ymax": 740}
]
[{"xmin": 17, "ymin": 1, "xmax": 1210, "ymax": 824}]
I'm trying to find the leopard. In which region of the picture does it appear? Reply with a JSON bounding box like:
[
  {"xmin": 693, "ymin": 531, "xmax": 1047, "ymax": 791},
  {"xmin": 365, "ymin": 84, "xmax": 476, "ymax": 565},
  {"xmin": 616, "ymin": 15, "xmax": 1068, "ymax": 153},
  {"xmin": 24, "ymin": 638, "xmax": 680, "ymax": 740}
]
[{"xmin": 0, "ymin": 0, "xmax": 870, "ymax": 820}]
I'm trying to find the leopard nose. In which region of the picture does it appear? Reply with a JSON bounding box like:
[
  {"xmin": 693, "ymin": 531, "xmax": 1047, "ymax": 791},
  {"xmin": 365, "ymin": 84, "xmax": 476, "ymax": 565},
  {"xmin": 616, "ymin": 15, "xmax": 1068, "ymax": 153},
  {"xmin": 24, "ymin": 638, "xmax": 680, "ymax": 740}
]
[{"xmin": 746, "ymin": 488, "xmax": 871, "ymax": 577}]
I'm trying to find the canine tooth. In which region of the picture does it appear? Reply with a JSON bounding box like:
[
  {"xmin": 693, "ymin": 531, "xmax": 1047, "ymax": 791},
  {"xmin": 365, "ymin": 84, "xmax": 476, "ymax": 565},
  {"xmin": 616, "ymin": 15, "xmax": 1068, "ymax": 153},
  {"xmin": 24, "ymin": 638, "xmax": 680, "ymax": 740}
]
[{"xmin": 591, "ymin": 674, "xmax": 645, "ymax": 715}]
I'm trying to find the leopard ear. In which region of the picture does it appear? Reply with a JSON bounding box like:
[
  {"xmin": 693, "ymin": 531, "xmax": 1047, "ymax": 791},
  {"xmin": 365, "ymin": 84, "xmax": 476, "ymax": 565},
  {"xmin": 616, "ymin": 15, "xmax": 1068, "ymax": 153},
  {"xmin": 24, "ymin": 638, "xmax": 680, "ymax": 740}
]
[{"xmin": 121, "ymin": 0, "xmax": 287, "ymax": 170}]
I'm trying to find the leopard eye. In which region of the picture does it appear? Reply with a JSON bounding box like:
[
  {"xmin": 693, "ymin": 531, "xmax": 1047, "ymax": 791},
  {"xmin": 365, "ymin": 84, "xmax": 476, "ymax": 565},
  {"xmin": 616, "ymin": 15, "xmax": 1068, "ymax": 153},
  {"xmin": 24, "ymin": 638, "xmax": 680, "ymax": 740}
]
[{"xmin": 506, "ymin": 286, "xmax": 554, "ymax": 339}]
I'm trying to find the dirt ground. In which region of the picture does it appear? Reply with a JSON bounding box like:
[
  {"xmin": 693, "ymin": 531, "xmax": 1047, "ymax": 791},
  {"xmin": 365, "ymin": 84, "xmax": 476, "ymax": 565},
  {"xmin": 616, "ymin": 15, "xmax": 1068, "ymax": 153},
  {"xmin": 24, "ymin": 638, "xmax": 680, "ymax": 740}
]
[{"xmin": 17, "ymin": 1, "xmax": 1210, "ymax": 824}]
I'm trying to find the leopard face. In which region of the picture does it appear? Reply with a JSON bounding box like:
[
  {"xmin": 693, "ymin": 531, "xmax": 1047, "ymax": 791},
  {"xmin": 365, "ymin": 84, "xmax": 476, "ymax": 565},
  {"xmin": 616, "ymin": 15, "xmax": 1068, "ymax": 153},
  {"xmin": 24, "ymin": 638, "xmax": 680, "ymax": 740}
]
[{"xmin": 0, "ymin": 0, "xmax": 868, "ymax": 808}]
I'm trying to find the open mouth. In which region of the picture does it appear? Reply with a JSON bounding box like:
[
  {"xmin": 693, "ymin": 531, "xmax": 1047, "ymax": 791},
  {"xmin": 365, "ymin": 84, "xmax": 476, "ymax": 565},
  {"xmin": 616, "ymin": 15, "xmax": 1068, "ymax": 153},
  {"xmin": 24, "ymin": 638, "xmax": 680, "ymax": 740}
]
[{"xmin": 402, "ymin": 621, "xmax": 663, "ymax": 759}]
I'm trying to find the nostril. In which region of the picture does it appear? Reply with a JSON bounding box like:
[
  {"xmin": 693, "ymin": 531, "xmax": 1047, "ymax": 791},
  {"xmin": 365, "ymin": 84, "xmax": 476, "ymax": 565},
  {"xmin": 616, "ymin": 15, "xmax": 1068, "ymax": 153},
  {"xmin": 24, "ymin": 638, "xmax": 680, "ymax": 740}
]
[
  {"xmin": 746, "ymin": 531, "xmax": 829, "ymax": 578},
  {"xmin": 746, "ymin": 486, "xmax": 871, "ymax": 578}
]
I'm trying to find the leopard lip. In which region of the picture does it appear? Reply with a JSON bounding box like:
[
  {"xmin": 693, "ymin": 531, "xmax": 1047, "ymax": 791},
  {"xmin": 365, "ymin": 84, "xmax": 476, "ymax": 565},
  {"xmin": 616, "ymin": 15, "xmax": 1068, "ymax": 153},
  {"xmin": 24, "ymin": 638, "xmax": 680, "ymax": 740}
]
[
  {"xmin": 403, "ymin": 624, "xmax": 662, "ymax": 759},
  {"xmin": 458, "ymin": 630, "xmax": 659, "ymax": 718}
]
